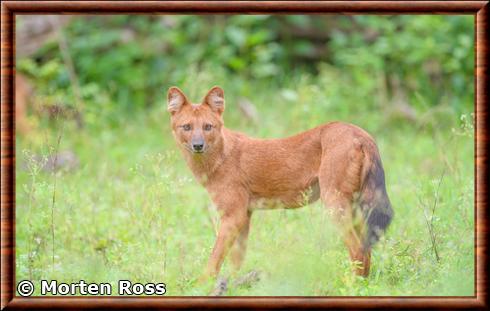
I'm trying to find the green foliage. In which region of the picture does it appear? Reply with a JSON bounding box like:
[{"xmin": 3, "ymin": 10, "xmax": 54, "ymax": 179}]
[
  {"xmin": 330, "ymin": 16, "xmax": 474, "ymax": 111},
  {"xmin": 18, "ymin": 15, "xmax": 473, "ymax": 116}
]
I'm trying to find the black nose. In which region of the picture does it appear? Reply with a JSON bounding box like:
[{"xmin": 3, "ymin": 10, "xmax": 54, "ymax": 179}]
[{"xmin": 193, "ymin": 144, "xmax": 204, "ymax": 151}]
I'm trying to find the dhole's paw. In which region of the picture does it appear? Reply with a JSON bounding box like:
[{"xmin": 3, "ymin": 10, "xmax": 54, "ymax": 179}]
[
  {"xmin": 233, "ymin": 270, "xmax": 261, "ymax": 288},
  {"xmin": 209, "ymin": 277, "xmax": 228, "ymax": 296}
]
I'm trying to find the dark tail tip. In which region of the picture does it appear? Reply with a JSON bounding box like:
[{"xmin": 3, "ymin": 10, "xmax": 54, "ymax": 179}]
[{"xmin": 363, "ymin": 200, "xmax": 393, "ymax": 250}]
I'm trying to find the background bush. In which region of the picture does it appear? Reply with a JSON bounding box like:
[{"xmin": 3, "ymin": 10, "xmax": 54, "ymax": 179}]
[{"xmin": 18, "ymin": 15, "xmax": 473, "ymax": 114}]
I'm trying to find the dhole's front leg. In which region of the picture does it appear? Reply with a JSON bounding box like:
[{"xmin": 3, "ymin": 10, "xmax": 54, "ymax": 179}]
[
  {"xmin": 230, "ymin": 212, "xmax": 251, "ymax": 272},
  {"xmin": 201, "ymin": 208, "xmax": 250, "ymax": 281}
]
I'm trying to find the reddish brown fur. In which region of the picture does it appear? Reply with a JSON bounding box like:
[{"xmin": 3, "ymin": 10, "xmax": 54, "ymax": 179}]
[{"xmin": 167, "ymin": 86, "xmax": 393, "ymax": 280}]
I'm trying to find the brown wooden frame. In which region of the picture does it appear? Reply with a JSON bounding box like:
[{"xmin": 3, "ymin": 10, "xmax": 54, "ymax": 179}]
[{"xmin": 1, "ymin": 1, "xmax": 488, "ymax": 309}]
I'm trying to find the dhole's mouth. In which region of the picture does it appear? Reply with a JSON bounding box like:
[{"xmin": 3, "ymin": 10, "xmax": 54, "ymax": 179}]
[{"xmin": 183, "ymin": 144, "xmax": 206, "ymax": 154}]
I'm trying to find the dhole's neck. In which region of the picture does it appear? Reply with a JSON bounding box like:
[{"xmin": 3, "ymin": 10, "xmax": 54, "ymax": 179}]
[{"xmin": 183, "ymin": 128, "xmax": 233, "ymax": 184}]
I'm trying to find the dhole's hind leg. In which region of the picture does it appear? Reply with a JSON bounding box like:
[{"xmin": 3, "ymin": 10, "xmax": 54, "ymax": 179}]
[
  {"xmin": 344, "ymin": 229, "xmax": 371, "ymax": 277},
  {"xmin": 322, "ymin": 193, "xmax": 371, "ymax": 277},
  {"xmin": 319, "ymin": 140, "xmax": 371, "ymax": 276}
]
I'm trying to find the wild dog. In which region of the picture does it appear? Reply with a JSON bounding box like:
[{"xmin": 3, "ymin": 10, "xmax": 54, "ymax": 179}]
[{"xmin": 167, "ymin": 86, "xmax": 393, "ymax": 279}]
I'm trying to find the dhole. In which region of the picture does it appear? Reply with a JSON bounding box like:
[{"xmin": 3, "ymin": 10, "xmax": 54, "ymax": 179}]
[{"xmin": 167, "ymin": 86, "xmax": 393, "ymax": 279}]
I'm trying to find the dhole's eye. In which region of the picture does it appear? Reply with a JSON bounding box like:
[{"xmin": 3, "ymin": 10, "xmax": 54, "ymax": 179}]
[
  {"xmin": 181, "ymin": 124, "xmax": 192, "ymax": 131},
  {"xmin": 203, "ymin": 124, "xmax": 213, "ymax": 131}
]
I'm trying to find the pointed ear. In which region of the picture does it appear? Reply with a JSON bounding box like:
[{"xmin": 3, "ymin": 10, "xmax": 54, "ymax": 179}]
[
  {"xmin": 203, "ymin": 86, "xmax": 225, "ymax": 115},
  {"xmin": 167, "ymin": 87, "xmax": 189, "ymax": 115}
]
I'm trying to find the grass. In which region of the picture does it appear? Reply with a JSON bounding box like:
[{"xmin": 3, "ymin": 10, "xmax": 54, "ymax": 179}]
[{"xmin": 15, "ymin": 66, "xmax": 474, "ymax": 296}]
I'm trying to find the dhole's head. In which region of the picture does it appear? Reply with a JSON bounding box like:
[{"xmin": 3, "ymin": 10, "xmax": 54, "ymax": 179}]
[{"xmin": 167, "ymin": 86, "xmax": 225, "ymax": 154}]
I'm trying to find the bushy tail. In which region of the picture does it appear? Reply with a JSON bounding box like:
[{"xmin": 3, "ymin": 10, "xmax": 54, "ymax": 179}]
[{"xmin": 359, "ymin": 152, "xmax": 394, "ymax": 250}]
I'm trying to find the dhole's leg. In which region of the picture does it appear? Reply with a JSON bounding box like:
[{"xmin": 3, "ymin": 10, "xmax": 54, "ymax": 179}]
[
  {"xmin": 323, "ymin": 193, "xmax": 371, "ymax": 277},
  {"xmin": 344, "ymin": 229, "xmax": 371, "ymax": 277},
  {"xmin": 230, "ymin": 212, "xmax": 251, "ymax": 272},
  {"xmin": 319, "ymin": 141, "xmax": 371, "ymax": 276},
  {"xmin": 202, "ymin": 211, "xmax": 251, "ymax": 281}
]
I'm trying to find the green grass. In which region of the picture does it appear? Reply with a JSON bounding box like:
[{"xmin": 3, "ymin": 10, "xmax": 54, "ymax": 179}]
[{"xmin": 15, "ymin": 67, "xmax": 474, "ymax": 296}]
